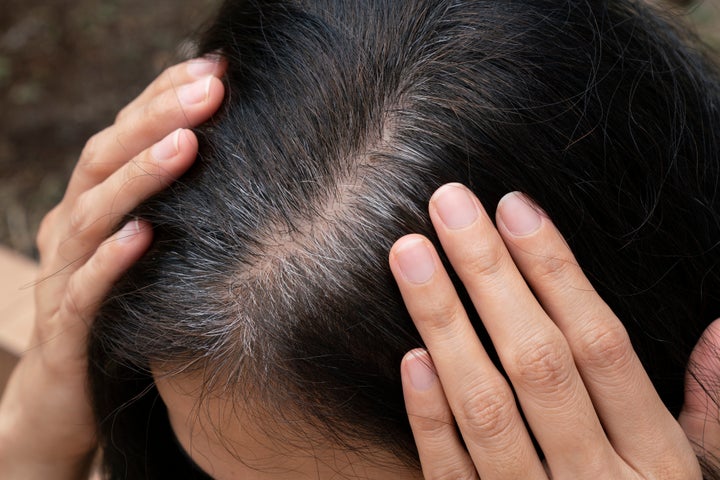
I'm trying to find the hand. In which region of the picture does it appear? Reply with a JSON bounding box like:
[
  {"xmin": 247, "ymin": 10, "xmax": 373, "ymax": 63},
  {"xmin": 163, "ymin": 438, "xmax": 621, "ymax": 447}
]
[
  {"xmin": 390, "ymin": 184, "xmax": 705, "ymax": 479},
  {"xmin": 680, "ymin": 319, "xmax": 720, "ymax": 470},
  {"xmin": 0, "ymin": 57, "xmax": 225, "ymax": 479}
]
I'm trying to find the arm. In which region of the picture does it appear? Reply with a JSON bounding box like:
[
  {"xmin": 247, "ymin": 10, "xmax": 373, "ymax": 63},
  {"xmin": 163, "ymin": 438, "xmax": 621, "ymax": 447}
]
[{"xmin": 0, "ymin": 57, "xmax": 225, "ymax": 479}]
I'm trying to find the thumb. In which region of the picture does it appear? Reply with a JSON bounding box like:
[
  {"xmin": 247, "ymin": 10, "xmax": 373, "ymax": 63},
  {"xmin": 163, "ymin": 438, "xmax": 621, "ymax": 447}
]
[{"xmin": 679, "ymin": 318, "xmax": 720, "ymax": 462}]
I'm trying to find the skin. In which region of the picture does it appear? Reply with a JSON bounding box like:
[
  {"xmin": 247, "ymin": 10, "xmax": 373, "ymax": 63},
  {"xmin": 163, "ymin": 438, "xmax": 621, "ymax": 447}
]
[
  {"xmin": 392, "ymin": 184, "xmax": 720, "ymax": 479},
  {"xmin": 155, "ymin": 370, "xmax": 423, "ymax": 480},
  {"xmin": 0, "ymin": 59, "xmax": 717, "ymax": 479},
  {"xmin": 0, "ymin": 57, "xmax": 226, "ymax": 479}
]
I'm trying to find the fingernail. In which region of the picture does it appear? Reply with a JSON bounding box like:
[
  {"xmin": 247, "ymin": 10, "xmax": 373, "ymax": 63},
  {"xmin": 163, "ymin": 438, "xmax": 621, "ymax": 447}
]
[
  {"xmin": 432, "ymin": 183, "xmax": 479, "ymax": 230},
  {"xmin": 152, "ymin": 129, "xmax": 181, "ymax": 161},
  {"xmin": 394, "ymin": 238, "xmax": 436, "ymax": 284},
  {"xmin": 407, "ymin": 349, "xmax": 437, "ymax": 391},
  {"xmin": 498, "ymin": 192, "xmax": 542, "ymax": 236},
  {"xmin": 118, "ymin": 218, "xmax": 141, "ymax": 244},
  {"xmin": 178, "ymin": 76, "xmax": 212, "ymax": 105},
  {"xmin": 186, "ymin": 57, "xmax": 220, "ymax": 78}
]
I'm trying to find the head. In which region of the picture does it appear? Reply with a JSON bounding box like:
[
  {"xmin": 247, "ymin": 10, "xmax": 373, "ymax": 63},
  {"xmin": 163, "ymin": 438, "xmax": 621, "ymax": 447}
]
[{"xmin": 90, "ymin": 0, "xmax": 720, "ymax": 478}]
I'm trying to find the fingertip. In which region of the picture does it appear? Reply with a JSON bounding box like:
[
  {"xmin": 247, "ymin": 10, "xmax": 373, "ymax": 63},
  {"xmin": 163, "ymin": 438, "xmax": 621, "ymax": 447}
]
[
  {"xmin": 430, "ymin": 183, "xmax": 481, "ymax": 231},
  {"xmin": 151, "ymin": 129, "xmax": 183, "ymax": 161},
  {"xmin": 389, "ymin": 234, "xmax": 428, "ymax": 268},
  {"xmin": 390, "ymin": 235, "xmax": 437, "ymax": 285},
  {"xmin": 391, "ymin": 233, "xmax": 429, "ymax": 253},
  {"xmin": 210, "ymin": 54, "xmax": 229, "ymax": 77},
  {"xmin": 206, "ymin": 76, "xmax": 225, "ymax": 106},
  {"xmin": 402, "ymin": 348, "xmax": 438, "ymax": 392},
  {"xmin": 401, "ymin": 347, "xmax": 431, "ymax": 370},
  {"xmin": 186, "ymin": 53, "xmax": 227, "ymax": 78},
  {"xmin": 178, "ymin": 75, "xmax": 224, "ymax": 124},
  {"xmin": 429, "ymin": 182, "xmax": 470, "ymax": 204},
  {"xmin": 116, "ymin": 218, "xmax": 152, "ymax": 245},
  {"xmin": 149, "ymin": 128, "xmax": 197, "ymax": 174},
  {"xmin": 177, "ymin": 128, "xmax": 198, "ymax": 152},
  {"xmin": 104, "ymin": 219, "xmax": 153, "ymax": 269},
  {"xmin": 496, "ymin": 192, "xmax": 544, "ymax": 237}
]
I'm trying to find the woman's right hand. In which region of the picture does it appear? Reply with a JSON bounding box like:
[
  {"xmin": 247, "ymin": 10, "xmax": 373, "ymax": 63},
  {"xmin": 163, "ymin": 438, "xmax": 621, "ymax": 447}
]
[{"xmin": 0, "ymin": 56, "xmax": 225, "ymax": 479}]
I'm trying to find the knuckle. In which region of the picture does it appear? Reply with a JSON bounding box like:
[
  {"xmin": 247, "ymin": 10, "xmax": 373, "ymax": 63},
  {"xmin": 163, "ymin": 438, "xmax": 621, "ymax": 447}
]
[
  {"xmin": 425, "ymin": 464, "xmax": 477, "ymax": 480},
  {"xmin": 59, "ymin": 257, "xmax": 104, "ymax": 326},
  {"xmin": 508, "ymin": 334, "xmax": 574, "ymax": 392},
  {"xmin": 90, "ymin": 241, "xmax": 112, "ymax": 271},
  {"xmin": 59, "ymin": 276, "xmax": 84, "ymax": 321},
  {"xmin": 463, "ymin": 239, "xmax": 509, "ymax": 279},
  {"xmin": 77, "ymin": 129, "xmax": 115, "ymax": 181},
  {"xmin": 114, "ymin": 103, "xmax": 132, "ymax": 124},
  {"xmin": 410, "ymin": 411, "xmax": 454, "ymax": 438},
  {"xmin": 69, "ymin": 192, "xmax": 92, "ymax": 234},
  {"xmin": 160, "ymin": 65, "xmax": 177, "ymax": 88},
  {"xmin": 143, "ymin": 92, "xmax": 171, "ymax": 125},
  {"xmin": 456, "ymin": 377, "xmax": 516, "ymax": 440},
  {"xmin": 77, "ymin": 154, "xmax": 110, "ymax": 182},
  {"xmin": 79, "ymin": 132, "xmax": 100, "ymax": 164},
  {"xmin": 527, "ymin": 250, "xmax": 575, "ymax": 285},
  {"xmin": 159, "ymin": 64, "xmax": 174, "ymax": 81},
  {"xmin": 650, "ymin": 453, "xmax": 702, "ymax": 480},
  {"xmin": 36, "ymin": 206, "xmax": 60, "ymax": 252},
  {"xmin": 575, "ymin": 321, "xmax": 633, "ymax": 372},
  {"xmin": 119, "ymin": 158, "xmax": 140, "ymax": 185},
  {"xmin": 425, "ymin": 300, "xmax": 466, "ymax": 333},
  {"xmin": 120, "ymin": 157, "xmax": 164, "ymax": 194}
]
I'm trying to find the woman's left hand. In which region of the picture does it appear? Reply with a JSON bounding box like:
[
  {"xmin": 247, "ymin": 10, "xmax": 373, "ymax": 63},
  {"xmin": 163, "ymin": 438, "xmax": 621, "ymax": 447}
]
[{"xmin": 390, "ymin": 183, "xmax": 709, "ymax": 479}]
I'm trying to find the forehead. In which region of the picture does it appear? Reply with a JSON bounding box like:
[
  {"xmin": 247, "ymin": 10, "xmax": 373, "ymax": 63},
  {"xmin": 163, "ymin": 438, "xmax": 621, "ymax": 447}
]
[
  {"xmin": 154, "ymin": 371, "xmax": 295, "ymax": 479},
  {"xmin": 154, "ymin": 371, "xmax": 422, "ymax": 480}
]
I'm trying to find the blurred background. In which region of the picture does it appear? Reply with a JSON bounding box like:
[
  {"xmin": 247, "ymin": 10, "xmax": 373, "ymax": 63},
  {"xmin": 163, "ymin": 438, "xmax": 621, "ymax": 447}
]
[
  {"xmin": 0, "ymin": 0, "xmax": 220, "ymax": 257},
  {"xmin": 1, "ymin": 0, "xmax": 719, "ymax": 258}
]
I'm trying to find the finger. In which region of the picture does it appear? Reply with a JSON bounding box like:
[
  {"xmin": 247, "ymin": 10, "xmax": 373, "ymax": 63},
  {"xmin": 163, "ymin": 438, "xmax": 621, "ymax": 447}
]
[
  {"xmin": 64, "ymin": 72, "xmax": 223, "ymax": 201},
  {"xmin": 126, "ymin": 56, "xmax": 226, "ymax": 112},
  {"xmin": 495, "ymin": 192, "xmax": 699, "ymax": 473},
  {"xmin": 401, "ymin": 349, "xmax": 479, "ymax": 480},
  {"xmin": 427, "ymin": 184, "xmax": 615, "ymax": 475},
  {"xmin": 46, "ymin": 219, "xmax": 152, "ymax": 363},
  {"xmin": 390, "ymin": 235, "xmax": 546, "ymax": 480},
  {"xmin": 35, "ymin": 128, "xmax": 197, "ymax": 326},
  {"xmin": 680, "ymin": 319, "xmax": 720, "ymax": 462},
  {"xmin": 58, "ymin": 129, "xmax": 196, "ymax": 266}
]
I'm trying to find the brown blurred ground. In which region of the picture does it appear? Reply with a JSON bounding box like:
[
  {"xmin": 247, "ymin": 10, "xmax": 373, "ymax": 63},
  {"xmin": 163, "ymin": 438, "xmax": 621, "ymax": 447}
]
[
  {"xmin": 0, "ymin": 0, "xmax": 719, "ymax": 258},
  {"xmin": 0, "ymin": 0, "xmax": 220, "ymax": 257}
]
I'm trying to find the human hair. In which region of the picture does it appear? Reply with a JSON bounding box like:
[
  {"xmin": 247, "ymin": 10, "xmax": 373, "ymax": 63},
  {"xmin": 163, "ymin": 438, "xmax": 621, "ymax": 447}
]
[{"xmin": 89, "ymin": 0, "xmax": 720, "ymax": 478}]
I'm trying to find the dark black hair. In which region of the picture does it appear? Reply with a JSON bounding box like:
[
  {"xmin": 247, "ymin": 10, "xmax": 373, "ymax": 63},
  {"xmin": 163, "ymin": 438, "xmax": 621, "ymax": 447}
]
[{"xmin": 89, "ymin": 0, "xmax": 720, "ymax": 478}]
